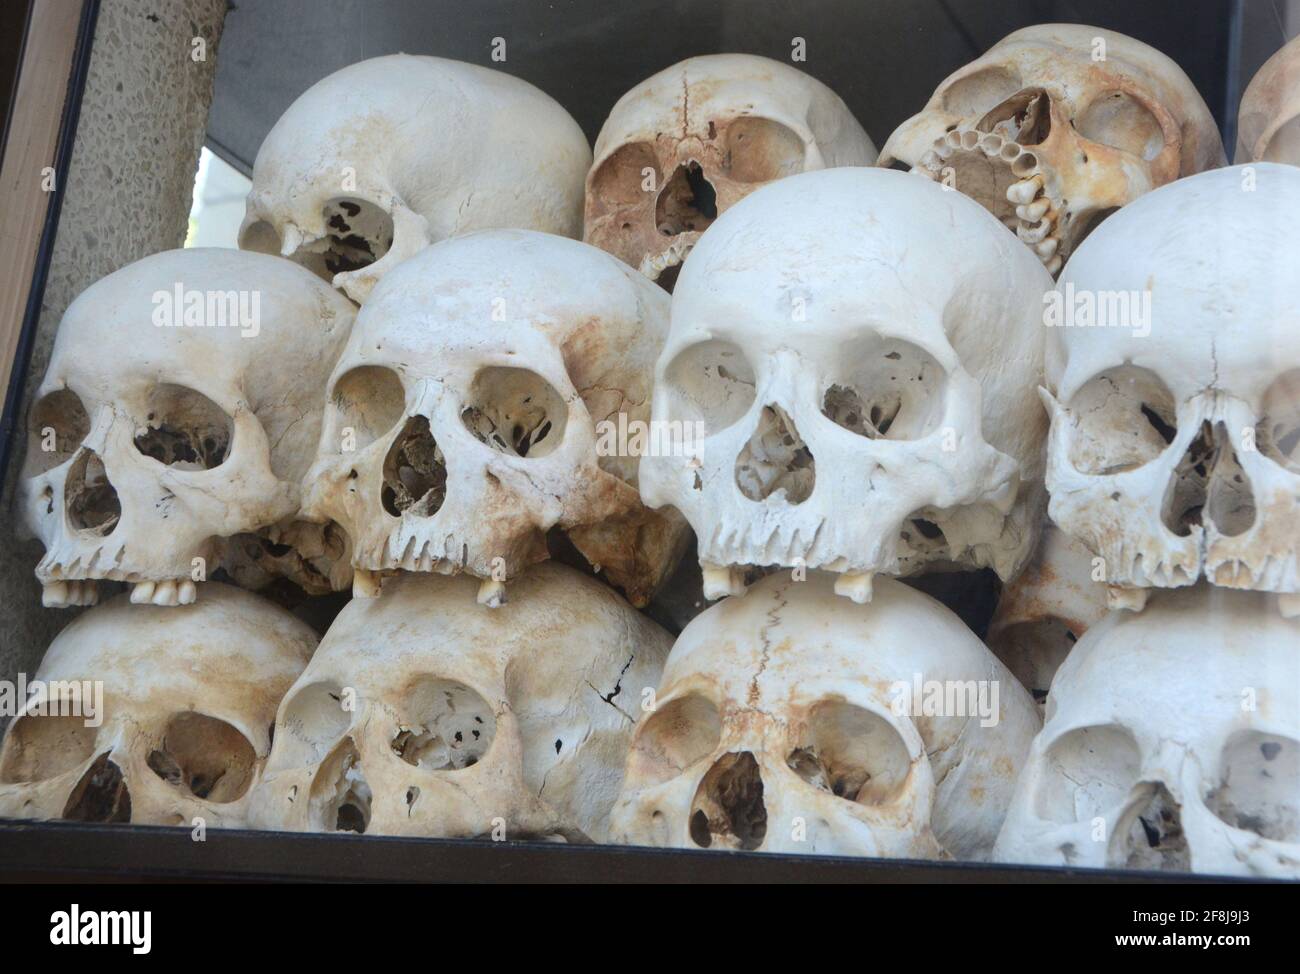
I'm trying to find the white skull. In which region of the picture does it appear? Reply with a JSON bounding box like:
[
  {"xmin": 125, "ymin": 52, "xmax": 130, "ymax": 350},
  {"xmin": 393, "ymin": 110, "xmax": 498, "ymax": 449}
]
[
  {"xmin": 880, "ymin": 24, "xmax": 1225, "ymax": 273},
  {"xmin": 640, "ymin": 167, "xmax": 1052, "ymax": 603},
  {"xmin": 994, "ymin": 586, "xmax": 1300, "ymax": 878},
  {"xmin": 18, "ymin": 249, "xmax": 355, "ymax": 608},
  {"xmin": 1041, "ymin": 164, "xmax": 1300, "ymax": 613},
  {"xmin": 0, "ymin": 583, "xmax": 315, "ymax": 827},
  {"xmin": 240, "ymin": 54, "xmax": 592, "ymax": 304},
  {"xmin": 987, "ymin": 523, "xmax": 1109, "ymax": 712},
  {"xmin": 609, "ymin": 571, "xmax": 1040, "ymax": 858},
  {"xmin": 584, "ymin": 53, "xmax": 876, "ymax": 291},
  {"xmin": 303, "ymin": 229, "xmax": 685, "ymax": 608},
  {"xmin": 1235, "ymin": 35, "xmax": 1300, "ymax": 165},
  {"xmin": 248, "ymin": 563, "xmax": 671, "ymax": 840}
]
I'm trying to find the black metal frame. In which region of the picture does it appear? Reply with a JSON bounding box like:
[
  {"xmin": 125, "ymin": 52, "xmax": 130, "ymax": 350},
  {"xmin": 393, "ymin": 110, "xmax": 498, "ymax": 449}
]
[{"xmin": 0, "ymin": 0, "xmax": 1287, "ymax": 885}]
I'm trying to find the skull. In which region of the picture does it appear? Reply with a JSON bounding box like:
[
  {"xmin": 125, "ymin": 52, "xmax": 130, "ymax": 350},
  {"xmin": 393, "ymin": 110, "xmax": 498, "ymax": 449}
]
[
  {"xmin": 240, "ymin": 54, "xmax": 592, "ymax": 304},
  {"xmin": 0, "ymin": 583, "xmax": 314, "ymax": 827},
  {"xmin": 640, "ymin": 167, "xmax": 1052, "ymax": 603},
  {"xmin": 18, "ymin": 249, "xmax": 355, "ymax": 607},
  {"xmin": 1235, "ymin": 34, "xmax": 1300, "ymax": 165},
  {"xmin": 994, "ymin": 585, "xmax": 1300, "ymax": 878},
  {"xmin": 303, "ymin": 229, "xmax": 685, "ymax": 608},
  {"xmin": 1041, "ymin": 164, "xmax": 1300, "ymax": 613},
  {"xmin": 584, "ymin": 53, "xmax": 876, "ymax": 291},
  {"xmin": 987, "ymin": 523, "xmax": 1109, "ymax": 712},
  {"xmin": 880, "ymin": 24, "xmax": 1225, "ymax": 273},
  {"xmin": 247, "ymin": 563, "xmax": 671, "ymax": 840},
  {"xmin": 609, "ymin": 571, "xmax": 1040, "ymax": 858}
]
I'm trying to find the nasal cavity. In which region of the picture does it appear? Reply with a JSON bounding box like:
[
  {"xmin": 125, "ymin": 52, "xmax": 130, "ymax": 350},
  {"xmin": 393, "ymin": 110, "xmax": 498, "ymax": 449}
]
[
  {"xmin": 977, "ymin": 87, "xmax": 1052, "ymax": 146},
  {"xmin": 65, "ymin": 450, "xmax": 120, "ymax": 537},
  {"xmin": 62, "ymin": 753, "xmax": 131, "ymax": 823},
  {"xmin": 735, "ymin": 404, "xmax": 815, "ymax": 504},
  {"xmin": 382, "ymin": 415, "xmax": 447, "ymax": 518},
  {"xmin": 1114, "ymin": 782, "xmax": 1189, "ymax": 872},
  {"xmin": 1161, "ymin": 422, "xmax": 1256, "ymax": 538},
  {"xmin": 689, "ymin": 751, "xmax": 767, "ymax": 851},
  {"xmin": 656, "ymin": 162, "xmax": 717, "ymax": 237}
]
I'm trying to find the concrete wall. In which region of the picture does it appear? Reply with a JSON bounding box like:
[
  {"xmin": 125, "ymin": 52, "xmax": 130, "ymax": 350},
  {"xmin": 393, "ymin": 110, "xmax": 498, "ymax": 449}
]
[{"xmin": 0, "ymin": 0, "xmax": 227, "ymax": 708}]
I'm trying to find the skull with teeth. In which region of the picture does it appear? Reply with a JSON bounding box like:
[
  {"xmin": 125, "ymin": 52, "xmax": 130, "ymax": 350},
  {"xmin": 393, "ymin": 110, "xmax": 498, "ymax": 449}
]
[
  {"xmin": 609, "ymin": 571, "xmax": 1040, "ymax": 858},
  {"xmin": 880, "ymin": 24, "xmax": 1225, "ymax": 274},
  {"xmin": 0, "ymin": 583, "xmax": 315, "ymax": 827},
  {"xmin": 994, "ymin": 586, "xmax": 1300, "ymax": 878},
  {"xmin": 1235, "ymin": 34, "xmax": 1300, "ymax": 165},
  {"xmin": 584, "ymin": 53, "xmax": 875, "ymax": 292},
  {"xmin": 239, "ymin": 54, "xmax": 592, "ymax": 304},
  {"xmin": 639, "ymin": 167, "xmax": 1052, "ymax": 603},
  {"xmin": 18, "ymin": 249, "xmax": 355, "ymax": 608},
  {"xmin": 1041, "ymin": 164, "xmax": 1300, "ymax": 613},
  {"xmin": 248, "ymin": 564, "xmax": 671, "ymax": 839},
  {"xmin": 302, "ymin": 229, "xmax": 686, "ymax": 607}
]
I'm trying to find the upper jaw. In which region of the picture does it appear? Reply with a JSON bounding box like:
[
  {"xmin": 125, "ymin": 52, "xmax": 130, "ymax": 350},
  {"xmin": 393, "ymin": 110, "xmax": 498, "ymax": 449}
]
[{"xmin": 637, "ymin": 231, "xmax": 702, "ymax": 286}]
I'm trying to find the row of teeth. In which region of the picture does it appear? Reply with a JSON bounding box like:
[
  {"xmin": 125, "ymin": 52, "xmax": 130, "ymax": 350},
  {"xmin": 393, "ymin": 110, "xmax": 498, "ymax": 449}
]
[
  {"xmin": 638, "ymin": 232, "xmax": 700, "ymax": 281},
  {"xmin": 40, "ymin": 578, "xmax": 198, "ymax": 608},
  {"xmin": 352, "ymin": 564, "xmax": 508, "ymax": 608},
  {"xmin": 918, "ymin": 129, "xmax": 1063, "ymax": 275},
  {"xmin": 700, "ymin": 564, "xmax": 876, "ymax": 604},
  {"xmin": 41, "ymin": 580, "xmax": 99, "ymax": 608}
]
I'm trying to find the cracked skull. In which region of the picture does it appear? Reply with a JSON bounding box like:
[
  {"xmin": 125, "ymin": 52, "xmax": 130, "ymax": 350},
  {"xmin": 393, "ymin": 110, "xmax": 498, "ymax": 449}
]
[
  {"xmin": 639, "ymin": 167, "xmax": 1051, "ymax": 603},
  {"xmin": 880, "ymin": 24, "xmax": 1224, "ymax": 273},
  {"xmin": 1235, "ymin": 34, "xmax": 1300, "ymax": 166},
  {"xmin": 608, "ymin": 571, "xmax": 1040, "ymax": 858},
  {"xmin": 247, "ymin": 563, "xmax": 671, "ymax": 839},
  {"xmin": 994, "ymin": 585, "xmax": 1300, "ymax": 878},
  {"xmin": 584, "ymin": 53, "xmax": 875, "ymax": 291},
  {"xmin": 303, "ymin": 229, "xmax": 685, "ymax": 608},
  {"xmin": 18, "ymin": 249, "xmax": 355, "ymax": 608},
  {"xmin": 1041, "ymin": 164, "xmax": 1300, "ymax": 613},
  {"xmin": 240, "ymin": 54, "xmax": 591, "ymax": 304},
  {"xmin": 0, "ymin": 583, "xmax": 314, "ymax": 827}
]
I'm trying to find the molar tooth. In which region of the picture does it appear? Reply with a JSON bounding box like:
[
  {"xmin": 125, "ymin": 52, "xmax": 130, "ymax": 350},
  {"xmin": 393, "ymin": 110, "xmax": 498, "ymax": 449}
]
[
  {"xmin": 701, "ymin": 564, "xmax": 746, "ymax": 601},
  {"xmin": 352, "ymin": 568, "xmax": 382, "ymax": 599},
  {"xmin": 1044, "ymin": 254, "xmax": 1063, "ymax": 275},
  {"xmin": 477, "ymin": 577, "xmax": 507, "ymax": 608},
  {"xmin": 1005, "ymin": 175, "xmax": 1043, "ymax": 205},
  {"xmin": 979, "ymin": 134, "xmax": 1004, "ymax": 155},
  {"xmin": 834, "ymin": 571, "xmax": 874, "ymax": 604},
  {"xmin": 177, "ymin": 579, "xmax": 197, "ymax": 605},
  {"xmin": 944, "ymin": 130, "xmax": 963, "ymax": 149},
  {"xmin": 1035, "ymin": 236, "xmax": 1059, "ymax": 259},
  {"xmin": 1017, "ymin": 218, "xmax": 1052, "ymax": 244},
  {"xmin": 41, "ymin": 581, "xmax": 69, "ymax": 608},
  {"xmin": 1016, "ymin": 198, "xmax": 1050, "ymax": 223},
  {"xmin": 1105, "ymin": 585, "xmax": 1148, "ymax": 612},
  {"xmin": 130, "ymin": 581, "xmax": 156, "ymax": 605}
]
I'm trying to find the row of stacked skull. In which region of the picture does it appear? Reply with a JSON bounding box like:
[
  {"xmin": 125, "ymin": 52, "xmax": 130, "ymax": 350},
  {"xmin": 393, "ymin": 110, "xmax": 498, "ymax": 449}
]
[{"xmin": 2, "ymin": 25, "xmax": 1298, "ymax": 877}]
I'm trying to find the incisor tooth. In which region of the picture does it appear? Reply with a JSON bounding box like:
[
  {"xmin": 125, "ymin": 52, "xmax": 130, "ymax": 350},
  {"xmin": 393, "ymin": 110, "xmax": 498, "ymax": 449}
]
[
  {"xmin": 701, "ymin": 564, "xmax": 746, "ymax": 601},
  {"xmin": 834, "ymin": 571, "xmax": 875, "ymax": 604}
]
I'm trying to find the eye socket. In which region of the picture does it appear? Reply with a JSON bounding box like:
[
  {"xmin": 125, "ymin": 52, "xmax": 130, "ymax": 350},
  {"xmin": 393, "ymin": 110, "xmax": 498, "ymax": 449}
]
[
  {"xmin": 133, "ymin": 384, "xmax": 233, "ymax": 470},
  {"xmin": 330, "ymin": 366, "xmax": 405, "ymax": 452},
  {"xmin": 146, "ymin": 712, "xmax": 257, "ymax": 803},
  {"xmin": 292, "ymin": 197, "xmax": 394, "ymax": 281},
  {"xmin": 1257, "ymin": 369, "xmax": 1300, "ymax": 474},
  {"xmin": 1075, "ymin": 91, "xmax": 1166, "ymax": 161},
  {"xmin": 1205, "ymin": 731, "xmax": 1300, "ymax": 843},
  {"xmin": 0, "ymin": 714, "xmax": 98, "ymax": 783},
  {"xmin": 664, "ymin": 340, "xmax": 757, "ymax": 434},
  {"xmin": 786, "ymin": 700, "xmax": 913, "ymax": 805},
  {"xmin": 589, "ymin": 142, "xmax": 658, "ymax": 206},
  {"xmin": 723, "ymin": 117, "xmax": 806, "ymax": 183},
  {"xmin": 391, "ymin": 677, "xmax": 496, "ymax": 771},
  {"xmin": 940, "ymin": 66, "xmax": 1023, "ymax": 117},
  {"xmin": 27, "ymin": 390, "xmax": 89, "ymax": 473},
  {"xmin": 822, "ymin": 337, "xmax": 947, "ymax": 441},
  {"xmin": 626, "ymin": 693, "xmax": 722, "ymax": 788},
  {"xmin": 265, "ymin": 681, "xmax": 353, "ymax": 773},
  {"xmin": 461, "ymin": 366, "xmax": 568, "ymax": 459},
  {"xmin": 1065, "ymin": 366, "xmax": 1177, "ymax": 475},
  {"xmin": 1033, "ymin": 724, "xmax": 1141, "ymax": 825}
]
